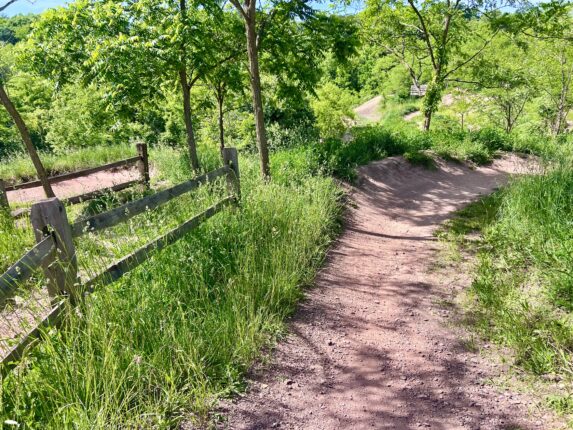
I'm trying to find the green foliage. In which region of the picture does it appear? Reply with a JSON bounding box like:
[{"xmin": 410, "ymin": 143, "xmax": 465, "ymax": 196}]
[
  {"xmin": 0, "ymin": 144, "xmax": 135, "ymax": 182},
  {"xmin": 311, "ymin": 82, "xmax": 357, "ymax": 139},
  {"xmin": 403, "ymin": 150, "xmax": 436, "ymax": 169},
  {"xmin": 546, "ymin": 394, "xmax": 573, "ymax": 415},
  {"xmin": 46, "ymin": 85, "xmax": 121, "ymax": 152},
  {"xmin": 0, "ymin": 14, "xmax": 37, "ymax": 44}
]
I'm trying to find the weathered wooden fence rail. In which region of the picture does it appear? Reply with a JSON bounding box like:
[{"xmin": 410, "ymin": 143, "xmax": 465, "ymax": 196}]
[
  {"xmin": 0, "ymin": 235, "xmax": 55, "ymax": 297},
  {"xmin": 0, "ymin": 148, "xmax": 240, "ymax": 371},
  {"xmin": 0, "ymin": 143, "xmax": 150, "ymax": 215}
]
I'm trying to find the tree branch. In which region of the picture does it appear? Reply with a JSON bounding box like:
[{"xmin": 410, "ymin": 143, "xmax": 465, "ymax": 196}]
[
  {"xmin": 443, "ymin": 30, "xmax": 499, "ymax": 79},
  {"xmin": 229, "ymin": 0, "xmax": 248, "ymax": 20},
  {"xmin": 406, "ymin": 0, "xmax": 437, "ymax": 71},
  {"xmin": 0, "ymin": 0, "xmax": 18, "ymax": 13}
]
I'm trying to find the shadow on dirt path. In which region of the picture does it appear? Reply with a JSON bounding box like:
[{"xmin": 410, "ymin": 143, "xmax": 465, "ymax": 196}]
[{"xmin": 212, "ymin": 154, "xmax": 561, "ymax": 430}]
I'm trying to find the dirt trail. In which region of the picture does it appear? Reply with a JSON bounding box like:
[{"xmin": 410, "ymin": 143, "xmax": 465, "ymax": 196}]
[
  {"xmin": 217, "ymin": 155, "xmax": 559, "ymax": 430},
  {"xmin": 355, "ymin": 96, "xmax": 383, "ymax": 122},
  {"xmin": 6, "ymin": 167, "xmax": 140, "ymax": 203}
]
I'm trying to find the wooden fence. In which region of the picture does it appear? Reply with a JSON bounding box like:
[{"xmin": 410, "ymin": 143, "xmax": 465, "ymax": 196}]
[
  {"xmin": 0, "ymin": 143, "xmax": 150, "ymax": 216},
  {"xmin": 0, "ymin": 147, "xmax": 240, "ymax": 372}
]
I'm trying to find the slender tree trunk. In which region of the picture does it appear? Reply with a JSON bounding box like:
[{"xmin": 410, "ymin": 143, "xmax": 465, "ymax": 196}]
[
  {"xmin": 244, "ymin": 5, "xmax": 270, "ymax": 179},
  {"xmin": 179, "ymin": 0, "xmax": 199, "ymax": 171},
  {"xmin": 505, "ymin": 104, "xmax": 512, "ymax": 134},
  {"xmin": 423, "ymin": 110, "xmax": 432, "ymax": 131},
  {"xmin": 0, "ymin": 84, "xmax": 55, "ymax": 198},
  {"xmin": 217, "ymin": 89, "xmax": 225, "ymax": 153},
  {"xmin": 178, "ymin": 69, "xmax": 200, "ymax": 171}
]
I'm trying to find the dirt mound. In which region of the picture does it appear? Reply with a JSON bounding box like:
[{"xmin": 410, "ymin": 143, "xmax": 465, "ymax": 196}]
[
  {"xmin": 212, "ymin": 154, "xmax": 560, "ymax": 430},
  {"xmin": 403, "ymin": 110, "xmax": 421, "ymax": 121}
]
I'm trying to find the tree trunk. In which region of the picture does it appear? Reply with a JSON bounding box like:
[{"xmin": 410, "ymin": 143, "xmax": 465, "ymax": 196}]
[
  {"xmin": 0, "ymin": 84, "xmax": 55, "ymax": 198},
  {"xmin": 178, "ymin": 69, "xmax": 200, "ymax": 171},
  {"xmin": 217, "ymin": 89, "xmax": 225, "ymax": 153},
  {"xmin": 178, "ymin": 0, "xmax": 199, "ymax": 172},
  {"xmin": 423, "ymin": 110, "xmax": 432, "ymax": 131},
  {"xmin": 244, "ymin": 8, "xmax": 270, "ymax": 179}
]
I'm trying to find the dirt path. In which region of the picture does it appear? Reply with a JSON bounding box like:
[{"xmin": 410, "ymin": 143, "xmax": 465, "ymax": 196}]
[
  {"xmin": 216, "ymin": 155, "xmax": 559, "ymax": 430},
  {"xmin": 6, "ymin": 167, "xmax": 140, "ymax": 204},
  {"xmin": 403, "ymin": 110, "xmax": 421, "ymax": 121},
  {"xmin": 355, "ymin": 96, "xmax": 383, "ymax": 122}
]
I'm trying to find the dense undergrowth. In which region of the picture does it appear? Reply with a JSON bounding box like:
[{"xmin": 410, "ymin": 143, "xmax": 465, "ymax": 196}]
[
  {"xmin": 313, "ymin": 123, "xmax": 558, "ymax": 181},
  {"xmin": 441, "ymin": 152, "xmax": 573, "ymax": 417}
]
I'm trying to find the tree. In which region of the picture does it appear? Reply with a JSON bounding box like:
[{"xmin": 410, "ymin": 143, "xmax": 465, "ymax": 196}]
[
  {"xmin": 469, "ymin": 35, "xmax": 533, "ymax": 133},
  {"xmin": 520, "ymin": 2, "xmax": 573, "ymax": 135},
  {"xmin": 311, "ymin": 82, "xmax": 357, "ymax": 138},
  {"xmin": 0, "ymin": 9, "xmax": 54, "ymax": 197},
  {"xmin": 363, "ymin": 0, "xmax": 503, "ymax": 131},
  {"xmin": 227, "ymin": 1, "xmax": 358, "ymax": 178},
  {"xmin": 28, "ymin": 0, "xmax": 240, "ymax": 171},
  {"xmin": 206, "ymin": 57, "xmax": 246, "ymax": 153},
  {"xmin": 228, "ymin": 0, "xmax": 272, "ymax": 178},
  {"xmin": 0, "ymin": 85, "xmax": 55, "ymax": 196}
]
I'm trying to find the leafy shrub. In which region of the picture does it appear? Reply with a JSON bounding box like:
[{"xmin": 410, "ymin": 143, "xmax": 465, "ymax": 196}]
[
  {"xmin": 403, "ymin": 150, "xmax": 436, "ymax": 169},
  {"xmin": 266, "ymin": 121, "xmax": 319, "ymax": 150},
  {"xmin": 310, "ymin": 82, "xmax": 357, "ymax": 139}
]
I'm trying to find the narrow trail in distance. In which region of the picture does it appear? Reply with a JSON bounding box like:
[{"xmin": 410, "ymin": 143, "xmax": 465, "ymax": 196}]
[{"xmin": 216, "ymin": 155, "xmax": 560, "ymax": 430}]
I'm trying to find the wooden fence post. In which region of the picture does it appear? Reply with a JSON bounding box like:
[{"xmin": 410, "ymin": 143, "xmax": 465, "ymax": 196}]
[
  {"xmin": 30, "ymin": 198, "xmax": 78, "ymax": 302},
  {"xmin": 136, "ymin": 143, "xmax": 150, "ymax": 188},
  {"xmin": 0, "ymin": 179, "xmax": 9, "ymax": 210},
  {"xmin": 222, "ymin": 147, "xmax": 240, "ymax": 200}
]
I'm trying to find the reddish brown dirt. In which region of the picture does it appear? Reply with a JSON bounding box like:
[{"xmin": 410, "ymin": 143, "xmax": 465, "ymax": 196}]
[
  {"xmin": 6, "ymin": 167, "xmax": 140, "ymax": 204},
  {"xmin": 355, "ymin": 96, "xmax": 383, "ymax": 122},
  {"xmin": 215, "ymin": 155, "xmax": 560, "ymax": 430}
]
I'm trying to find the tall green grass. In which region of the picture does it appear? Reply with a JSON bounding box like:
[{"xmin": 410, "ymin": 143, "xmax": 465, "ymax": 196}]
[
  {"xmin": 0, "ymin": 144, "xmax": 134, "ymax": 183},
  {"xmin": 468, "ymin": 161, "xmax": 573, "ymax": 375},
  {"xmin": 443, "ymin": 154, "xmax": 573, "ymax": 378},
  {"xmin": 0, "ymin": 147, "xmax": 342, "ymax": 428},
  {"xmin": 312, "ymin": 124, "xmax": 550, "ymax": 181}
]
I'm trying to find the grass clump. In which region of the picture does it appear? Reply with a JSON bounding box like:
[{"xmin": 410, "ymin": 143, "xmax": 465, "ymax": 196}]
[
  {"xmin": 0, "ymin": 144, "xmax": 134, "ymax": 183},
  {"xmin": 0, "ymin": 148, "xmax": 342, "ymax": 428},
  {"xmin": 403, "ymin": 150, "xmax": 436, "ymax": 169},
  {"xmin": 443, "ymin": 159, "xmax": 573, "ymax": 378}
]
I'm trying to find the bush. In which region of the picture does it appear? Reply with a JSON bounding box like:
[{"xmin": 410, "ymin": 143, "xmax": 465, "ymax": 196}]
[{"xmin": 310, "ymin": 82, "xmax": 357, "ymax": 139}]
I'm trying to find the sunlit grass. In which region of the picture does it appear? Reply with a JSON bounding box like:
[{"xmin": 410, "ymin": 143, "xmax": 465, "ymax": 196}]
[
  {"xmin": 442, "ymin": 155, "xmax": 573, "ymax": 384},
  {"xmin": 0, "ymin": 146, "xmax": 342, "ymax": 428}
]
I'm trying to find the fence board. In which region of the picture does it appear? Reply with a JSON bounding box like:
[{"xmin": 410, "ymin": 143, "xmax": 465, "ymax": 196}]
[
  {"xmin": 83, "ymin": 196, "xmax": 235, "ymax": 292},
  {"xmin": 0, "ymin": 236, "xmax": 55, "ymax": 298},
  {"xmin": 65, "ymin": 179, "xmax": 142, "ymax": 206},
  {"xmin": 6, "ymin": 157, "xmax": 140, "ymax": 191},
  {"xmin": 71, "ymin": 166, "xmax": 231, "ymax": 237},
  {"xmin": 1, "ymin": 301, "xmax": 64, "ymax": 371}
]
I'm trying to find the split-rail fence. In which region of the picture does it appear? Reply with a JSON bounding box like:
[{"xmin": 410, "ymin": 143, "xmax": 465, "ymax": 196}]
[{"xmin": 0, "ymin": 147, "xmax": 240, "ymax": 373}]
